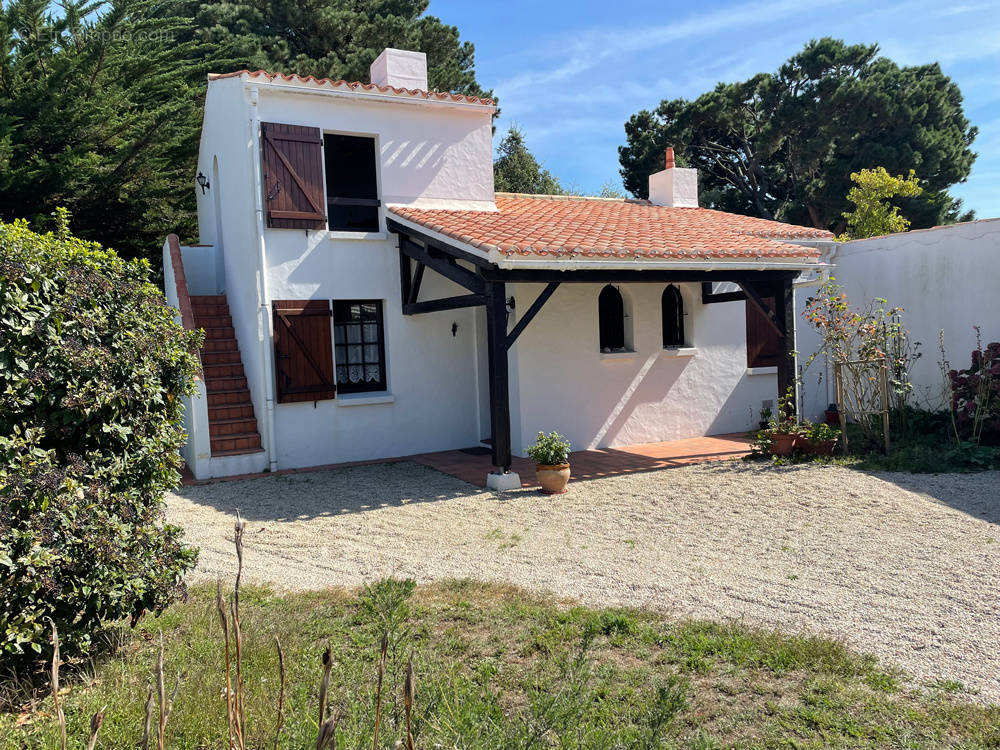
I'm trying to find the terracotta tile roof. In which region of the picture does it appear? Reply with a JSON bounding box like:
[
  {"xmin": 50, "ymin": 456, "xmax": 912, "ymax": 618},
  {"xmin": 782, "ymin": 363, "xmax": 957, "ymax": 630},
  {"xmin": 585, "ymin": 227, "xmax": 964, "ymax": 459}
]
[
  {"xmin": 388, "ymin": 194, "xmax": 831, "ymax": 262},
  {"xmin": 207, "ymin": 70, "xmax": 495, "ymax": 107}
]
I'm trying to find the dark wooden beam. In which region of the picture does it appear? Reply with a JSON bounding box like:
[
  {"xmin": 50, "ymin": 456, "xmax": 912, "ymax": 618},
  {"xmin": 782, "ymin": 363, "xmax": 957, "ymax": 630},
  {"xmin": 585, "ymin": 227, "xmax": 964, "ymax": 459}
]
[
  {"xmin": 480, "ymin": 267, "xmax": 800, "ymax": 285},
  {"xmin": 701, "ymin": 281, "xmax": 746, "ymax": 304},
  {"xmin": 408, "ymin": 262, "xmax": 425, "ymax": 305},
  {"xmin": 775, "ymin": 275, "xmax": 796, "ymax": 416},
  {"xmin": 737, "ymin": 280, "xmax": 784, "ymax": 337},
  {"xmin": 398, "ymin": 250, "xmax": 411, "ymax": 311},
  {"xmin": 387, "ymin": 218, "xmax": 492, "ymax": 268},
  {"xmin": 506, "ymin": 282, "xmax": 559, "ymax": 350},
  {"xmin": 398, "ymin": 236, "xmax": 486, "ymax": 294},
  {"xmin": 485, "ymin": 281, "xmax": 512, "ymax": 470},
  {"xmin": 402, "ymin": 294, "xmax": 485, "ymax": 316}
]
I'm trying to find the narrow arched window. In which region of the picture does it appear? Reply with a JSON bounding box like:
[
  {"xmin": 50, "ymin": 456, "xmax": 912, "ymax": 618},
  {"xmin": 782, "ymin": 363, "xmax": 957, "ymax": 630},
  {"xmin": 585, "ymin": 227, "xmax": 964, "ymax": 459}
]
[
  {"xmin": 599, "ymin": 285, "xmax": 625, "ymax": 351},
  {"xmin": 662, "ymin": 285, "xmax": 684, "ymax": 347}
]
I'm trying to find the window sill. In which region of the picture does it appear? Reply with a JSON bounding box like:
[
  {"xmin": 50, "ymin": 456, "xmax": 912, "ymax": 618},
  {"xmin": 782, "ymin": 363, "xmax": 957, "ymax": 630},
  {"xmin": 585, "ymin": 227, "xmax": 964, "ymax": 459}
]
[
  {"xmin": 746, "ymin": 366, "xmax": 778, "ymax": 376},
  {"xmin": 660, "ymin": 347, "xmax": 698, "ymax": 358},
  {"xmin": 336, "ymin": 393, "xmax": 395, "ymax": 407},
  {"xmin": 600, "ymin": 351, "xmax": 637, "ymax": 360},
  {"xmin": 327, "ymin": 230, "xmax": 387, "ymax": 241}
]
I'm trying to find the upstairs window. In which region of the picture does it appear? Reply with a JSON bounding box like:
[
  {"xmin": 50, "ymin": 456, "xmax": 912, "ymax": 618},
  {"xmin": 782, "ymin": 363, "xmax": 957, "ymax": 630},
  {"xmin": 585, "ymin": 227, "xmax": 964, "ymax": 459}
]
[
  {"xmin": 662, "ymin": 285, "xmax": 684, "ymax": 347},
  {"xmin": 599, "ymin": 285, "xmax": 626, "ymax": 352},
  {"xmin": 324, "ymin": 134, "xmax": 380, "ymax": 232},
  {"xmin": 333, "ymin": 300, "xmax": 387, "ymax": 393}
]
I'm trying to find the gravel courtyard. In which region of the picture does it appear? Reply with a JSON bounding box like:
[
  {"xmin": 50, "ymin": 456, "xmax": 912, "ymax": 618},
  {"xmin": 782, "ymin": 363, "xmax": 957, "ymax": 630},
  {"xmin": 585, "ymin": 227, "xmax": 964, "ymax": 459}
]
[{"xmin": 166, "ymin": 461, "xmax": 1000, "ymax": 702}]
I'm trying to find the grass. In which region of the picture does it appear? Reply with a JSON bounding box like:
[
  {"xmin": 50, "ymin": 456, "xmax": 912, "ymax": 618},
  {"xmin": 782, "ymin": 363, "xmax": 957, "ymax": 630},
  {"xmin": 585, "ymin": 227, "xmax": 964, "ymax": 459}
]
[{"xmin": 4, "ymin": 580, "xmax": 997, "ymax": 749}]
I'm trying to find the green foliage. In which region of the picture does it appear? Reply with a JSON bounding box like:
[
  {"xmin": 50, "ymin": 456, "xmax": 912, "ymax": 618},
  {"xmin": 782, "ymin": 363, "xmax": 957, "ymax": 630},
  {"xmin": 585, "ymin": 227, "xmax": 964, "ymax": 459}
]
[
  {"xmin": 0, "ymin": 0, "xmax": 490, "ymax": 263},
  {"xmin": 493, "ymin": 125, "xmax": 564, "ymax": 195},
  {"xmin": 525, "ymin": 431, "xmax": 571, "ymax": 465},
  {"xmin": 0, "ymin": 0, "xmax": 221, "ymax": 263},
  {"xmin": 8, "ymin": 582, "xmax": 998, "ymax": 747},
  {"xmin": 839, "ymin": 167, "xmax": 923, "ymax": 239},
  {"xmin": 0, "ymin": 216, "xmax": 200, "ymax": 665},
  {"xmin": 619, "ymin": 38, "xmax": 977, "ymax": 232}
]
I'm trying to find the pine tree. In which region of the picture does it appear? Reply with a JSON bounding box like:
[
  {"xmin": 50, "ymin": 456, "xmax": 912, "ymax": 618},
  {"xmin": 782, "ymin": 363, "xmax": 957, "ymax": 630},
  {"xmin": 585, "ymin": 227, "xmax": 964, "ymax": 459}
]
[
  {"xmin": 0, "ymin": 0, "xmax": 490, "ymax": 262},
  {"xmin": 493, "ymin": 125, "xmax": 563, "ymax": 195}
]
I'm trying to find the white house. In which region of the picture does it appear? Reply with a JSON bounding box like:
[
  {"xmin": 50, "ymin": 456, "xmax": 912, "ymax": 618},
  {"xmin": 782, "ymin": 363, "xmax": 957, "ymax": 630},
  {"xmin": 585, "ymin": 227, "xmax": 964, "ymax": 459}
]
[
  {"xmin": 163, "ymin": 48, "xmax": 833, "ymax": 483},
  {"xmin": 796, "ymin": 218, "xmax": 1000, "ymax": 421}
]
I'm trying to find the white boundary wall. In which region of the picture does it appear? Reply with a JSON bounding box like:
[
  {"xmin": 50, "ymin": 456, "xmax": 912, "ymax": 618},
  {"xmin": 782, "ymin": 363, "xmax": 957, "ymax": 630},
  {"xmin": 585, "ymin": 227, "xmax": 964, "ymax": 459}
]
[{"xmin": 797, "ymin": 219, "xmax": 1000, "ymax": 421}]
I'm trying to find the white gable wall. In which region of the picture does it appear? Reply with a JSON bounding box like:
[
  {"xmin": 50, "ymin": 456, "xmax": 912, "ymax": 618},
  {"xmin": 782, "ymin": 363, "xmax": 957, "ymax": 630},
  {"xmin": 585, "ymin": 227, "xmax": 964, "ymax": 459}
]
[
  {"xmin": 190, "ymin": 78, "xmax": 492, "ymax": 471},
  {"xmin": 510, "ymin": 282, "xmax": 778, "ymax": 453}
]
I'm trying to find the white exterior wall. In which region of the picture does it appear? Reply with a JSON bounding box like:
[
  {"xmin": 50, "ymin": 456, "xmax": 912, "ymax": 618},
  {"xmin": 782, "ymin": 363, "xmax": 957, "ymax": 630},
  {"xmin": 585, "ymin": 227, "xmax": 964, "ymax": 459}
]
[
  {"xmin": 797, "ymin": 220, "xmax": 1000, "ymax": 420},
  {"xmin": 510, "ymin": 282, "xmax": 779, "ymax": 454},
  {"xmin": 188, "ymin": 76, "xmax": 494, "ymax": 472}
]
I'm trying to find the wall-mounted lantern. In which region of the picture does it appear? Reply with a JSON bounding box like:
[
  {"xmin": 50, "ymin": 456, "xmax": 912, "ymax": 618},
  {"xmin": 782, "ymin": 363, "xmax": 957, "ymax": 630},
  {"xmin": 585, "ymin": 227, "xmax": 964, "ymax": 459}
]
[{"xmin": 196, "ymin": 172, "xmax": 211, "ymax": 194}]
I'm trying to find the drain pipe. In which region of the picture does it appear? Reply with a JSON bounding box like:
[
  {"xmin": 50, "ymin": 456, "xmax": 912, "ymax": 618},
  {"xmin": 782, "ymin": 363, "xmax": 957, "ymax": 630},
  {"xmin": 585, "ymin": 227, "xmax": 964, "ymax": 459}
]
[
  {"xmin": 249, "ymin": 86, "xmax": 279, "ymax": 472},
  {"xmin": 791, "ymin": 240, "xmax": 841, "ymax": 416}
]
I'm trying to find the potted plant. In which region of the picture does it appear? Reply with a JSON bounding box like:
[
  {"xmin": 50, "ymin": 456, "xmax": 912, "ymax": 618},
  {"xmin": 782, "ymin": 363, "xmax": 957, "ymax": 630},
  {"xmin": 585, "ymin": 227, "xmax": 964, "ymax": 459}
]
[
  {"xmin": 758, "ymin": 405, "xmax": 773, "ymax": 431},
  {"xmin": 526, "ymin": 431, "xmax": 572, "ymax": 494},
  {"xmin": 766, "ymin": 388, "xmax": 799, "ymax": 457},
  {"xmin": 796, "ymin": 421, "xmax": 841, "ymax": 455}
]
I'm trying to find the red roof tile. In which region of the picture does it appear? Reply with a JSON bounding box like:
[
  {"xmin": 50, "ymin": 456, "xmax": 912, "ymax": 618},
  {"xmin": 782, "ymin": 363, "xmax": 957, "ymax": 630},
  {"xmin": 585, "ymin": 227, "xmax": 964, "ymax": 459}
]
[
  {"xmin": 208, "ymin": 70, "xmax": 495, "ymax": 107},
  {"xmin": 389, "ymin": 194, "xmax": 831, "ymax": 262}
]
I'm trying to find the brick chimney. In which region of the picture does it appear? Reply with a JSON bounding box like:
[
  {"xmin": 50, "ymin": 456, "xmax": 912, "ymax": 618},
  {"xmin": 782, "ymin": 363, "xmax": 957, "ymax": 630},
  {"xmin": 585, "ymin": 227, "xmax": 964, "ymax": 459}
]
[
  {"xmin": 370, "ymin": 48, "xmax": 428, "ymax": 91},
  {"xmin": 648, "ymin": 146, "xmax": 698, "ymax": 208}
]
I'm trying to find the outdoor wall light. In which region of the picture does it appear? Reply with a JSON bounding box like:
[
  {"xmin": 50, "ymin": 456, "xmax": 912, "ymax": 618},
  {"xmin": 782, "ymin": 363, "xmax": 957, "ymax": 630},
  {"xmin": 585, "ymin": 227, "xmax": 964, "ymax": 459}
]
[
  {"xmin": 451, "ymin": 321, "xmax": 458, "ymax": 337},
  {"xmin": 196, "ymin": 171, "xmax": 211, "ymax": 194}
]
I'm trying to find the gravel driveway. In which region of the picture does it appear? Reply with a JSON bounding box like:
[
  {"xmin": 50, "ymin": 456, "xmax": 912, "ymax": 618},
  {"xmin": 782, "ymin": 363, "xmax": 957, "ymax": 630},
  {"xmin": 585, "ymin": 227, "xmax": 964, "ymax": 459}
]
[{"xmin": 166, "ymin": 461, "xmax": 1000, "ymax": 702}]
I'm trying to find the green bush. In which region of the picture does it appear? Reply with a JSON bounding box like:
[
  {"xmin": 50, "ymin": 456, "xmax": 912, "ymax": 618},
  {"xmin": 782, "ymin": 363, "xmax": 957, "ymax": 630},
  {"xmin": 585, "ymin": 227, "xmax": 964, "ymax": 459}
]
[{"xmin": 0, "ymin": 215, "xmax": 201, "ymax": 666}]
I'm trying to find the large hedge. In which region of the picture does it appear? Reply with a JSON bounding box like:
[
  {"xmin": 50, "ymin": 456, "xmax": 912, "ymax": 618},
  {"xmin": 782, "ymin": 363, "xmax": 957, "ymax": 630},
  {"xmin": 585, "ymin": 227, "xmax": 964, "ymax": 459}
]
[{"xmin": 0, "ymin": 214, "xmax": 201, "ymax": 665}]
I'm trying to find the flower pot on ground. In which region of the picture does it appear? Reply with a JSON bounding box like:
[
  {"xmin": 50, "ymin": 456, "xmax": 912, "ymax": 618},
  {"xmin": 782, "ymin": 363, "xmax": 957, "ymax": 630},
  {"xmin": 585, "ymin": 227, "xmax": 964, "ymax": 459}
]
[
  {"xmin": 770, "ymin": 432, "xmax": 797, "ymax": 456},
  {"xmin": 796, "ymin": 421, "xmax": 841, "ymax": 456},
  {"xmin": 526, "ymin": 431, "xmax": 572, "ymax": 494}
]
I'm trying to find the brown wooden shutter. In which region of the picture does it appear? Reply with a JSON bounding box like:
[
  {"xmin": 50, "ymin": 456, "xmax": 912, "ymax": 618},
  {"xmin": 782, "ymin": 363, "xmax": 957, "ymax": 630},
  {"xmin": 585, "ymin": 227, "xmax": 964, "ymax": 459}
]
[
  {"xmin": 261, "ymin": 123, "xmax": 326, "ymax": 229},
  {"xmin": 746, "ymin": 295, "xmax": 780, "ymax": 368},
  {"xmin": 272, "ymin": 300, "xmax": 336, "ymax": 403}
]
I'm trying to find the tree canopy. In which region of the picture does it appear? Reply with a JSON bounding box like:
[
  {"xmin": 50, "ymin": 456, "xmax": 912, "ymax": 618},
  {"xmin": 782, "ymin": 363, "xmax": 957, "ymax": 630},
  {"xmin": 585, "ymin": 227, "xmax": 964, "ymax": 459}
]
[
  {"xmin": 618, "ymin": 38, "xmax": 977, "ymax": 232},
  {"xmin": 0, "ymin": 0, "xmax": 489, "ymax": 262},
  {"xmin": 840, "ymin": 167, "xmax": 923, "ymax": 240},
  {"xmin": 493, "ymin": 125, "xmax": 564, "ymax": 195}
]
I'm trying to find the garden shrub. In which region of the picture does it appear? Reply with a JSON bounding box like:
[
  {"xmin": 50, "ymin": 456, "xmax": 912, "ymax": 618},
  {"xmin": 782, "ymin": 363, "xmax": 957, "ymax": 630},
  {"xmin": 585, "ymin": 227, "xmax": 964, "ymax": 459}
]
[
  {"xmin": 0, "ymin": 214, "xmax": 201, "ymax": 666},
  {"xmin": 948, "ymin": 338, "xmax": 1000, "ymax": 445}
]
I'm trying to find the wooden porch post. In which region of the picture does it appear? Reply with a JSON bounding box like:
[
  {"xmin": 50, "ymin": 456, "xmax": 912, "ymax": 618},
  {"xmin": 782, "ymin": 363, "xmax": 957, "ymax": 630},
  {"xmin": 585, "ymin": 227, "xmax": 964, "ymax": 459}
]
[
  {"xmin": 775, "ymin": 275, "xmax": 796, "ymax": 416},
  {"xmin": 485, "ymin": 281, "xmax": 512, "ymax": 472}
]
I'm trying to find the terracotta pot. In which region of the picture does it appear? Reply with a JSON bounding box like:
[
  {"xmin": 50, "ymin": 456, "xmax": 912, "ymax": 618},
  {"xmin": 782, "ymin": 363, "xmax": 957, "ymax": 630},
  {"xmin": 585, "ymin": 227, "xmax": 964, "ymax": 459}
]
[
  {"xmin": 795, "ymin": 437, "xmax": 837, "ymax": 456},
  {"xmin": 812, "ymin": 439, "xmax": 837, "ymax": 456},
  {"xmin": 536, "ymin": 463, "xmax": 570, "ymax": 494},
  {"xmin": 770, "ymin": 433, "xmax": 796, "ymax": 457}
]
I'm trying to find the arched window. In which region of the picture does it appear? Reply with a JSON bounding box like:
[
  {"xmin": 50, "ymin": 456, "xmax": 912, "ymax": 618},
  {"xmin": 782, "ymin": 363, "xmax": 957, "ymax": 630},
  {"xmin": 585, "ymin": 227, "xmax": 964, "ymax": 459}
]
[
  {"xmin": 662, "ymin": 285, "xmax": 684, "ymax": 347},
  {"xmin": 599, "ymin": 285, "xmax": 625, "ymax": 352}
]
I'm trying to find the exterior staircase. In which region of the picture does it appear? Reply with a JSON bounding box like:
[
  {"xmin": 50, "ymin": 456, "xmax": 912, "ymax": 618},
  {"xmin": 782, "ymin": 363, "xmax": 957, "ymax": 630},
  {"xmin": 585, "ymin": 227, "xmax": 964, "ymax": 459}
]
[{"xmin": 191, "ymin": 295, "xmax": 264, "ymax": 457}]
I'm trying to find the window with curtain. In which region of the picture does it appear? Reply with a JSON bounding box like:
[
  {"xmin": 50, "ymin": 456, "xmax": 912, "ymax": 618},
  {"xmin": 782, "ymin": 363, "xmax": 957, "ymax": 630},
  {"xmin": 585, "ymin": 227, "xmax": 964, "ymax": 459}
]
[
  {"xmin": 598, "ymin": 285, "xmax": 626, "ymax": 352},
  {"xmin": 332, "ymin": 300, "xmax": 387, "ymax": 392},
  {"xmin": 662, "ymin": 285, "xmax": 684, "ymax": 347}
]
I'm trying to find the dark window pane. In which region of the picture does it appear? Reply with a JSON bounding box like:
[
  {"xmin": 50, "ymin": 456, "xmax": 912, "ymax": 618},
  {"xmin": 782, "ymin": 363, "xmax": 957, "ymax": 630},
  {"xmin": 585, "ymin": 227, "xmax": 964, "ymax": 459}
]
[
  {"xmin": 662, "ymin": 285, "xmax": 684, "ymax": 347},
  {"xmin": 332, "ymin": 299, "xmax": 387, "ymax": 393},
  {"xmin": 324, "ymin": 134, "xmax": 379, "ymax": 231},
  {"xmin": 598, "ymin": 285, "xmax": 625, "ymax": 351}
]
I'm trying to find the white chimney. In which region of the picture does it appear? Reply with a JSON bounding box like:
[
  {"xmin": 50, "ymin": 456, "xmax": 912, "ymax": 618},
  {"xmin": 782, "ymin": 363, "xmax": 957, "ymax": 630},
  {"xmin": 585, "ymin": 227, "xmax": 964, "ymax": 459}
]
[
  {"xmin": 370, "ymin": 48, "xmax": 428, "ymax": 91},
  {"xmin": 648, "ymin": 147, "xmax": 698, "ymax": 208}
]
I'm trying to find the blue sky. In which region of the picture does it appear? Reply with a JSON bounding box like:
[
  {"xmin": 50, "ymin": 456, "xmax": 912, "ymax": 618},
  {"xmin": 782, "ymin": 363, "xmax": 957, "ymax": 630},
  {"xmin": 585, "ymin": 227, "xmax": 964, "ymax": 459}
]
[{"xmin": 431, "ymin": 0, "xmax": 1000, "ymax": 218}]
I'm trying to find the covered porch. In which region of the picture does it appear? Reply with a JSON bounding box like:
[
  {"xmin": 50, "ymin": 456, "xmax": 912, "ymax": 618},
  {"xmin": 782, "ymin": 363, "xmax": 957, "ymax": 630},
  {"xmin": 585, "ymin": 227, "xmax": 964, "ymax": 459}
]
[{"xmin": 387, "ymin": 202, "xmax": 821, "ymax": 487}]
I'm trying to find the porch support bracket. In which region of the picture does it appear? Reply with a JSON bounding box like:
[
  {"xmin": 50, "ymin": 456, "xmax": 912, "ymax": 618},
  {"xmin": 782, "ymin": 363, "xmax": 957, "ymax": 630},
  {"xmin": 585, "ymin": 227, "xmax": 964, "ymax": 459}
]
[
  {"xmin": 402, "ymin": 294, "xmax": 485, "ymax": 316},
  {"xmin": 397, "ymin": 236, "xmax": 486, "ymax": 294},
  {"xmin": 505, "ymin": 282, "xmax": 559, "ymax": 350},
  {"xmin": 737, "ymin": 280, "xmax": 784, "ymax": 337}
]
